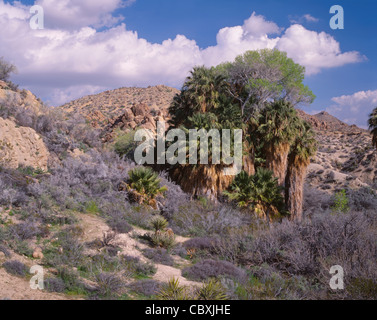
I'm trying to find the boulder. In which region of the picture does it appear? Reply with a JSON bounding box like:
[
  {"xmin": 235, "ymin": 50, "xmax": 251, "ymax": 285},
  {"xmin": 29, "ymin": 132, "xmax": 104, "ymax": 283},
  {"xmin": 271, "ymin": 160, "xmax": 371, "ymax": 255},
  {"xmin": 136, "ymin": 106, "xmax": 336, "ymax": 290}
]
[
  {"xmin": 0, "ymin": 117, "xmax": 49, "ymax": 170},
  {"xmin": 131, "ymin": 103, "xmax": 149, "ymax": 117}
]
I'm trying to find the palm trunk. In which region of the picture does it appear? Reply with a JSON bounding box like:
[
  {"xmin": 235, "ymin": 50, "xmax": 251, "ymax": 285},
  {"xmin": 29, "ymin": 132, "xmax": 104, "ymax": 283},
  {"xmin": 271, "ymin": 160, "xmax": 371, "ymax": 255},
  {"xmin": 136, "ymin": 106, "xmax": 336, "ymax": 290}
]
[
  {"xmin": 170, "ymin": 164, "xmax": 234, "ymax": 201},
  {"xmin": 265, "ymin": 143, "xmax": 290, "ymax": 185},
  {"xmin": 243, "ymin": 141, "xmax": 255, "ymax": 176},
  {"xmin": 285, "ymin": 154, "xmax": 309, "ymax": 221}
]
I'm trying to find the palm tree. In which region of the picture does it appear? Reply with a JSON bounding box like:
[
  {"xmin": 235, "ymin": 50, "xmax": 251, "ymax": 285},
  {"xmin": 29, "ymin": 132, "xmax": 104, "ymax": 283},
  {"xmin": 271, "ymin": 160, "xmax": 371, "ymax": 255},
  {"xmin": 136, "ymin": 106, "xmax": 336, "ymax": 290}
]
[
  {"xmin": 368, "ymin": 107, "xmax": 377, "ymax": 149},
  {"xmin": 125, "ymin": 167, "xmax": 167, "ymax": 208},
  {"xmin": 168, "ymin": 67, "xmax": 241, "ymax": 200},
  {"xmin": 256, "ymin": 100, "xmax": 301, "ymax": 185},
  {"xmin": 168, "ymin": 66, "xmax": 228, "ymax": 128},
  {"xmin": 285, "ymin": 121, "xmax": 317, "ymax": 221},
  {"xmin": 170, "ymin": 112, "xmax": 234, "ymax": 200},
  {"xmin": 224, "ymin": 168, "xmax": 285, "ymax": 221}
]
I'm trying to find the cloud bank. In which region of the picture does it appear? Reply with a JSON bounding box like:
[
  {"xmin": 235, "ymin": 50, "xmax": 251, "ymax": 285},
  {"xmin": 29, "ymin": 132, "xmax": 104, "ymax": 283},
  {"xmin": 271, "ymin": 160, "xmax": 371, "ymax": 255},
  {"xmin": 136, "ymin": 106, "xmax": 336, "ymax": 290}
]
[
  {"xmin": 327, "ymin": 90, "xmax": 377, "ymax": 129},
  {"xmin": 0, "ymin": 0, "xmax": 365, "ymax": 105}
]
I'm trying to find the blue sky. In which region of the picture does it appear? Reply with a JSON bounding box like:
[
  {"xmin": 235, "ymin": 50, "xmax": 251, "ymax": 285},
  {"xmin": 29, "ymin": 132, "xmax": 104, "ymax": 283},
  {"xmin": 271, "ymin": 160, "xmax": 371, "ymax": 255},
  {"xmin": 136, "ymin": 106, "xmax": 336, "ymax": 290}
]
[{"xmin": 1, "ymin": 0, "xmax": 376, "ymax": 127}]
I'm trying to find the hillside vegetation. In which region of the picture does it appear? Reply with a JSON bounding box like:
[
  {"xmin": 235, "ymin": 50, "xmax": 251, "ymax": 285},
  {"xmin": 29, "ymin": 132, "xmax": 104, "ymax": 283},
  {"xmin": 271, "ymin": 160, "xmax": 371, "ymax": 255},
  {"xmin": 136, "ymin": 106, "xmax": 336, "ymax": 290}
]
[{"xmin": 0, "ymin": 52, "xmax": 377, "ymax": 300}]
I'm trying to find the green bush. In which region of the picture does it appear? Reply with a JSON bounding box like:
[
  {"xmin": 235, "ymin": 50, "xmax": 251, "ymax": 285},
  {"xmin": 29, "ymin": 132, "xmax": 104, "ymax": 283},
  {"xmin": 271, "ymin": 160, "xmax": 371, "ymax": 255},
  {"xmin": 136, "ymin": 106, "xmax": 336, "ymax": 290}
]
[
  {"xmin": 114, "ymin": 130, "xmax": 138, "ymax": 160},
  {"xmin": 332, "ymin": 189, "xmax": 349, "ymax": 213}
]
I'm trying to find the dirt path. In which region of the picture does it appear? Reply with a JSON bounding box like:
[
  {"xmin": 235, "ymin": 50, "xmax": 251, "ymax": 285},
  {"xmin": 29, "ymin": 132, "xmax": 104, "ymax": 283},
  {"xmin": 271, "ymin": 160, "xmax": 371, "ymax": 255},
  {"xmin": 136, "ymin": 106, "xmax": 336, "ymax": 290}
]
[
  {"xmin": 78, "ymin": 213, "xmax": 201, "ymax": 288},
  {"xmin": 0, "ymin": 266, "xmax": 73, "ymax": 300}
]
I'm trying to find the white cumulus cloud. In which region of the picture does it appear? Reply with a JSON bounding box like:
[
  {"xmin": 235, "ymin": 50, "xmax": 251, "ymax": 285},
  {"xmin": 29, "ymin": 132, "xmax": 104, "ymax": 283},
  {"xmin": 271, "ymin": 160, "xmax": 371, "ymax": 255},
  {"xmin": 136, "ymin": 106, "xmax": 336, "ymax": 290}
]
[
  {"xmin": 327, "ymin": 90, "xmax": 377, "ymax": 128},
  {"xmin": 277, "ymin": 24, "xmax": 364, "ymax": 75},
  {"xmin": 0, "ymin": 1, "xmax": 365, "ymax": 106}
]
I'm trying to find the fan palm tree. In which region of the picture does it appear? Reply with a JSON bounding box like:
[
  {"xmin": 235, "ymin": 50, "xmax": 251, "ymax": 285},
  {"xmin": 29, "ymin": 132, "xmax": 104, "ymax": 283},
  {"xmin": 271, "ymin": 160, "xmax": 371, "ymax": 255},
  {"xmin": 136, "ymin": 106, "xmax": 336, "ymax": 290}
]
[
  {"xmin": 285, "ymin": 121, "xmax": 317, "ymax": 220},
  {"xmin": 170, "ymin": 112, "xmax": 234, "ymax": 200},
  {"xmin": 125, "ymin": 167, "xmax": 167, "ymax": 208},
  {"xmin": 368, "ymin": 107, "xmax": 377, "ymax": 149},
  {"xmin": 256, "ymin": 100, "xmax": 301, "ymax": 185},
  {"xmin": 224, "ymin": 168, "xmax": 285, "ymax": 221},
  {"xmin": 168, "ymin": 66, "xmax": 228, "ymax": 128},
  {"xmin": 168, "ymin": 67, "xmax": 242, "ymax": 199}
]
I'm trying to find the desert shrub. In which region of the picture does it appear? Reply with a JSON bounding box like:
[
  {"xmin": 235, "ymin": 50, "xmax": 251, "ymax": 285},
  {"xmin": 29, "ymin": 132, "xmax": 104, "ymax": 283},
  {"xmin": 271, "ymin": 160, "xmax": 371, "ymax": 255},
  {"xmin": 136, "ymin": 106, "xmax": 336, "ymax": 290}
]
[
  {"xmin": 8, "ymin": 240, "xmax": 33, "ymax": 257},
  {"xmin": 8, "ymin": 221, "xmax": 46, "ymax": 241},
  {"xmin": 38, "ymin": 151, "xmax": 131, "ymax": 212},
  {"xmin": 0, "ymin": 186, "xmax": 27, "ymax": 208},
  {"xmin": 107, "ymin": 217, "xmax": 133, "ymax": 234},
  {"xmin": 243, "ymin": 211, "xmax": 377, "ymax": 299},
  {"xmin": 158, "ymin": 172, "xmax": 188, "ymax": 220},
  {"xmin": 170, "ymin": 201, "xmax": 250, "ymax": 237},
  {"xmin": 226, "ymin": 272, "xmax": 315, "ymax": 300},
  {"xmin": 121, "ymin": 255, "xmax": 156, "ymax": 278},
  {"xmin": 129, "ymin": 279, "xmax": 163, "ymax": 297},
  {"xmin": 149, "ymin": 231, "xmax": 176, "ymax": 250},
  {"xmin": 2, "ymin": 260, "xmax": 28, "ymax": 277},
  {"xmin": 347, "ymin": 277, "xmax": 377, "ymax": 300},
  {"xmin": 142, "ymin": 248, "xmax": 174, "ymax": 266},
  {"xmin": 85, "ymin": 200, "xmax": 100, "ymax": 214},
  {"xmin": 347, "ymin": 187, "xmax": 377, "ymax": 212},
  {"xmin": 303, "ymin": 184, "xmax": 332, "ymax": 215},
  {"xmin": 43, "ymin": 230, "xmax": 86, "ymax": 268},
  {"xmin": 95, "ymin": 272, "xmax": 125, "ymax": 297},
  {"xmin": 183, "ymin": 259, "xmax": 247, "ymax": 282},
  {"xmin": 183, "ymin": 237, "xmax": 220, "ymax": 252},
  {"xmin": 56, "ymin": 267, "xmax": 88, "ymax": 295},
  {"xmin": 44, "ymin": 278, "xmax": 66, "ymax": 293},
  {"xmin": 82, "ymin": 253, "xmax": 125, "ymax": 275},
  {"xmin": 0, "ymin": 245, "xmax": 11, "ymax": 258}
]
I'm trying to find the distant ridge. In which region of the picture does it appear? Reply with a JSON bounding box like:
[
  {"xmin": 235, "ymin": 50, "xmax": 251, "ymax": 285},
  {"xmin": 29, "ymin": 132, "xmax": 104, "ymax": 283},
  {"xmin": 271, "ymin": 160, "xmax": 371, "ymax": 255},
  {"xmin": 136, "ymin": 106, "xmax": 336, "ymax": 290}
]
[{"xmin": 296, "ymin": 110, "xmax": 365, "ymax": 133}]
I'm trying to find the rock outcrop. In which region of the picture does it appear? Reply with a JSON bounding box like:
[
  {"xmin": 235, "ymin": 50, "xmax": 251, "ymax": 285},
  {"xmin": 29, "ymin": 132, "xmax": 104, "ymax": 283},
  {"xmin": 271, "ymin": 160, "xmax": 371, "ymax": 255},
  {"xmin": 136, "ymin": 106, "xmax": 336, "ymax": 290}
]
[{"xmin": 0, "ymin": 117, "xmax": 49, "ymax": 170}]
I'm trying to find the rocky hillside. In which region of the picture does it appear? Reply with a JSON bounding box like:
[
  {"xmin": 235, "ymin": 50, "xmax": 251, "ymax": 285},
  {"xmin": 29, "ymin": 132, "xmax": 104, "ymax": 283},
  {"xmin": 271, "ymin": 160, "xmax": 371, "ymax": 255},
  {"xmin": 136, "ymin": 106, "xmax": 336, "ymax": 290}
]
[
  {"xmin": 294, "ymin": 109, "xmax": 377, "ymax": 192},
  {"xmin": 0, "ymin": 80, "xmax": 44, "ymax": 116},
  {"xmin": 0, "ymin": 117, "xmax": 49, "ymax": 170},
  {"xmin": 59, "ymin": 85, "xmax": 179, "ymax": 129},
  {"xmin": 59, "ymin": 87, "xmax": 377, "ymax": 192},
  {"xmin": 0, "ymin": 82, "xmax": 50, "ymax": 170}
]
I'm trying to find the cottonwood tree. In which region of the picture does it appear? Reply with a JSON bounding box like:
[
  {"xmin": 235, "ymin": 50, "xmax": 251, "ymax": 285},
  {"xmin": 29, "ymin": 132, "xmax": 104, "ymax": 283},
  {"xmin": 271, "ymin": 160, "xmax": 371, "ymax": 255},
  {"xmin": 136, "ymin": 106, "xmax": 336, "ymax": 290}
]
[
  {"xmin": 216, "ymin": 49, "xmax": 315, "ymax": 120},
  {"xmin": 0, "ymin": 57, "xmax": 17, "ymax": 83}
]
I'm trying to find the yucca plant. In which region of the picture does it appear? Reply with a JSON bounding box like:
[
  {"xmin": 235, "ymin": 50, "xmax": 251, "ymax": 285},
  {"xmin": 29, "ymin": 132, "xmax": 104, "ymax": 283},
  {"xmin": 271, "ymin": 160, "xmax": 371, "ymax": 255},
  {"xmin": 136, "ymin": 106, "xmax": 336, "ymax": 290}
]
[
  {"xmin": 195, "ymin": 279, "xmax": 228, "ymax": 300},
  {"xmin": 157, "ymin": 278, "xmax": 190, "ymax": 300},
  {"xmin": 150, "ymin": 215, "xmax": 169, "ymax": 232}
]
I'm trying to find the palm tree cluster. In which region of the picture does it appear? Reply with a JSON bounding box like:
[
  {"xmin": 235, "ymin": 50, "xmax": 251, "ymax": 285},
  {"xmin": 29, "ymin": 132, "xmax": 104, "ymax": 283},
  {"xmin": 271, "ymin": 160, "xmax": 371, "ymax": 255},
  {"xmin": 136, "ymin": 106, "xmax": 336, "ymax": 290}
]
[
  {"xmin": 168, "ymin": 67, "xmax": 243, "ymax": 200},
  {"xmin": 166, "ymin": 49, "xmax": 317, "ymax": 220}
]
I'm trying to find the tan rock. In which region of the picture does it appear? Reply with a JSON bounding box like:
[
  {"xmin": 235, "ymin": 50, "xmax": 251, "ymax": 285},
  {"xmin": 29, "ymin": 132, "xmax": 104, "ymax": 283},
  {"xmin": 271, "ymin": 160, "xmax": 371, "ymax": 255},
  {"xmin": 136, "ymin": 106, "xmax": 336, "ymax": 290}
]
[
  {"xmin": 32, "ymin": 248, "xmax": 44, "ymax": 259},
  {"xmin": 0, "ymin": 117, "xmax": 49, "ymax": 170}
]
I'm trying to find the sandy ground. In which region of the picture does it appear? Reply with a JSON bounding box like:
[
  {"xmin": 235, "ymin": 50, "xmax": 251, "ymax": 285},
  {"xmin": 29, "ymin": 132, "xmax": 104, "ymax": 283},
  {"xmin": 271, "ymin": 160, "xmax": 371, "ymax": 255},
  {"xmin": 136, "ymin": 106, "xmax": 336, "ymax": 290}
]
[
  {"xmin": 78, "ymin": 213, "xmax": 201, "ymax": 288},
  {"xmin": 0, "ymin": 268, "xmax": 72, "ymax": 300}
]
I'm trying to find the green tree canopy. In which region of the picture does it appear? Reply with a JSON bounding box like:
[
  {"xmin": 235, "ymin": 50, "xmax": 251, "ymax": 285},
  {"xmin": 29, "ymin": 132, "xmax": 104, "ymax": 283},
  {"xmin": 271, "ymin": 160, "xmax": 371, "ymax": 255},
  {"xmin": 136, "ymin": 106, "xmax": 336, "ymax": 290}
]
[{"xmin": 215, "ymin": 49, "xmax": 315, "ymax": 119}]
